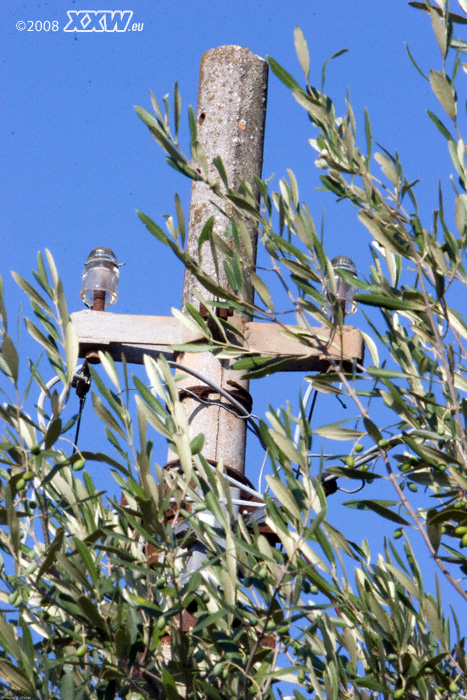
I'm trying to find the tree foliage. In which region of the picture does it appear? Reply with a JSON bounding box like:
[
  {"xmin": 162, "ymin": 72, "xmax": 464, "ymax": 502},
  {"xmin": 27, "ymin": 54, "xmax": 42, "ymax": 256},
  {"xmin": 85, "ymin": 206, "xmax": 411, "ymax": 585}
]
[{"xmin": 1, "ymin": 1, "xmax": 467, "ymax": 698}]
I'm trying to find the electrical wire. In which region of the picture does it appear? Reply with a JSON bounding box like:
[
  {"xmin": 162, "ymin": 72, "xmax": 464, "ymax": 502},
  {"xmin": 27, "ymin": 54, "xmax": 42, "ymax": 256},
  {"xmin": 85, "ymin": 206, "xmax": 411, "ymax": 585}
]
[
  {"xmin": 71, "ymin": 362, "xmax": 92, "ymax": 453},
  {"xmin": 168, "ymin": 361, "xmax": 251, "ymax": 417},
  {"xmin": 338, "ymin": 481, "xmax": 366, "ymax": 494},
  {"xmin": 307, "ymin": 390, "xmax": 318, "ymax": 422},
  {"xmin": 291, "ymin": 381, "xmax": 319, "ymax": 481},
  {"xmin": 37, "ymin": 374, "xmax": 75, "ymax": 431},
  {"xmin": 167, "ymin": 360, "xmax": 266, "ymax": 448},
  {"xmin": 223, "ymin": 472, "xmax": 265, "ymax": 503},
  {"xmin": 72, "ymin": 401, "xmax": 86, "ymax": 453},
  {"xmin": 257, "ymin": 449, "xmax": 269, "ymax": 495},
  {"xmin": 168, "ymin": 496, "xmax": 266, "ymax": 509},
  {"xmin": 179, "ymin": 386, "xmax": 262, "ymax": 443},
  {"xmin": 36, "ymin": 363, "xmax": 91, "ymax": 453},
  {"xmin": 293, "ymin": 382, "xmax": 314, "ymax": 449}
]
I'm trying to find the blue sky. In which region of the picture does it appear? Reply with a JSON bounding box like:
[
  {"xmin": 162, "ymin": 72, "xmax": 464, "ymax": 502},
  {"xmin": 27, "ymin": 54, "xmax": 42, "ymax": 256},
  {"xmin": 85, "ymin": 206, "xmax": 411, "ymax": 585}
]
[
  {"xmin": 1, "ymin": 0, "xmax": 465, "ymax": 607},
  {"xmin": 2, "ymin": 0, "xmax": 447, "ymax": 319}
]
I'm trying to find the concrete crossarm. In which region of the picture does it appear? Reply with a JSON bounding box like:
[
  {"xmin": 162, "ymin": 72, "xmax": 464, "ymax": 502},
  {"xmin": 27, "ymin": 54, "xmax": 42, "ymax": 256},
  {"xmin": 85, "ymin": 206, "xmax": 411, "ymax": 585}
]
[{"xmin": 70, "ymin": 310, "xmax": 364, "ymax": 370}]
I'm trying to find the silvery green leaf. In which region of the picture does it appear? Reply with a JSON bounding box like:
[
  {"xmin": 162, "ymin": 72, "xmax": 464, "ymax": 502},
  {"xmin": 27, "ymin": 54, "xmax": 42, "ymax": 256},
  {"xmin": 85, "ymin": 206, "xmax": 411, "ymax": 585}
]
[
  {"xmin": 374, "ymin": 152, "xmax": 399, "ymax": 187},
  {"xmin": 173, "ymin": 81, "xmax": 181, "ymax": 138},
  {"xmin": 343, "ymin": 499, "xmax": 409, "ymax": 525},
  {"xmin": 267, "ymin": 56, "xmax": 301, "ymax": 90},
  {"xmin": 294, "ymin": 26, "xmax": 310, "ymax": 82},
  {"xmin": 430, "ymin": 7, "xmax": 448, "ymax": 59},
  {"xmin": 1, "ymin": 334, "xmax": 18, "ymax": 384},
  {"xmin": 430, "ymin": 70, "xmax": 457, "ymax": 120},
  {"xmin": 65, "ymin": 321, "xmax": 79, "ymax": 387},
  {"xmin": 266, "ymin": 476, "xmax": 302, "ymax": 520},
  {"xmin": 251, "ymin": 272, "xmax": 273, "ymax": 311}
]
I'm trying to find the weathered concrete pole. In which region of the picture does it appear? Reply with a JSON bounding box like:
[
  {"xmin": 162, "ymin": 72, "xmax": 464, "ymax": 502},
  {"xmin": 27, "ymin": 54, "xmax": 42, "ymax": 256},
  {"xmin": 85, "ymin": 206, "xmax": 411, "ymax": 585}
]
[{"xmin": 176, "ymin": 46, "xmax": 268, "ymax": 475}]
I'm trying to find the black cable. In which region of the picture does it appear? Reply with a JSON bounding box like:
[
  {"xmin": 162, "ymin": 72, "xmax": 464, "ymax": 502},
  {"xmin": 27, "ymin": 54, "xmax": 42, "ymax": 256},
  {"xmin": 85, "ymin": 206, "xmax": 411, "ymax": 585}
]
[
  {"xmin": 307, "ymin": 390, "xmax": 318, "ymax": 423},
  {"xmin": 73, "ymin": 397, "xmax": 86, "ymax": 454}
]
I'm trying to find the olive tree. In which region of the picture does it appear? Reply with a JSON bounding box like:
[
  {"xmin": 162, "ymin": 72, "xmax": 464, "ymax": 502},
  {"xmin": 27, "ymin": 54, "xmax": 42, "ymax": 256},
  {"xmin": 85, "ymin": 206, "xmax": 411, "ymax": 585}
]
[{"xmin": 1, "ymin": 1, "xmax": 467, "ymax": 698}]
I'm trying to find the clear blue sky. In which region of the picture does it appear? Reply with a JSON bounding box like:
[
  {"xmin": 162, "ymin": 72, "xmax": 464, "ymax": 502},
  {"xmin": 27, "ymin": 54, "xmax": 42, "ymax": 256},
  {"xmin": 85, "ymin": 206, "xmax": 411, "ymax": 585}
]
[
  {"xmin": 2, "ymin": 0, "xmax": 446, "ymax": 319},
  {"xmin": 1, "ymin": 0, "xmax": 464, "ymax": 606}
]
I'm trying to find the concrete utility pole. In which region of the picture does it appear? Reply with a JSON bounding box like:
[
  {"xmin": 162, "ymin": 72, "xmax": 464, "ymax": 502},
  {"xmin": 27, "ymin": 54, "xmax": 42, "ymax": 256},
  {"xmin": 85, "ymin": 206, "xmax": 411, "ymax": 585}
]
[
  {"xmin": 176, "ymin": 45, "xmax": 268, "ymax": 476},
  {"xmin": 71, "ymin": 45, "xmax": 364, "ymax": 478}
]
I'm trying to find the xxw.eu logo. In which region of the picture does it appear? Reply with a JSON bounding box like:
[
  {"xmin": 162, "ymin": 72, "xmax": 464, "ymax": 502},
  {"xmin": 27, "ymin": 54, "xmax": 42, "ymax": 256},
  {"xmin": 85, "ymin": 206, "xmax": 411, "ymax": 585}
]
[{"xmin": 63, "ymin": 10, "xmax": 135, "ymax": 32}]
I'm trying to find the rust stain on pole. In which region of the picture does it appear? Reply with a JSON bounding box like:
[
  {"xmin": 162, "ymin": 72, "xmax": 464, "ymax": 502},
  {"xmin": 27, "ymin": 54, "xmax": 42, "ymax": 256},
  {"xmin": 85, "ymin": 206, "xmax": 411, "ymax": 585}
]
[{"xmin": 177, "ymin": 45, "xmax": 268, "ymax": 474}]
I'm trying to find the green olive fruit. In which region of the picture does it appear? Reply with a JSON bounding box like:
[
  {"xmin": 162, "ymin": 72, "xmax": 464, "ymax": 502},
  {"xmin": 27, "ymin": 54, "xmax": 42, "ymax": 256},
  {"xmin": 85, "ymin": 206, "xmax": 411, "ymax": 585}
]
[
  {"xmin": 461, "ymin": 534, "xmax": 467, "ymax": 548},
  {"xmin": 8, "ymin": 591, "xmax": 19, "ymax": 605},
  {"xmin": 9, "ymin": 591, "xmax": 22, "ymax": 607},
  {"xmin": 393, "ymin": 529, "xmax": 403, "ymax": 539},
  {"xmin": 26, "ymin": 562, "xmax": 37, "ymax": 575},
  {"xmin": 30, "ymin": 444, "xmax": 41, "ymax": 455},
  {"xmin": 16, "ymin": 478, "xmax": 26, "ymax": 491},
  {"xmin": 378, "ymin": 439, "xmax": 389, "ymax": 448},
  {"xmin": 408, "ymin": 483, "xmax": 418, "ymax": 492},
  {"xmin": 23, "ymin": 471, "xmax": 33, "ymax": 481},
  {"xmin": 73, "ymin": 459, "xmax": 85, "ymax": 471},
  {"xmin": 454, "ymin": 526, "xmax": 467, "ymax": 536},
  {"xmin": 76, "ymin": 644, "xmax": 88, "ymax": 657},
  {"xmin": 344, "ymin": 456, "xmax": 354, "ymax": 467},
  {"xmin": 354, "ymin": 444, "xmax": 364, "ymax": 453}
]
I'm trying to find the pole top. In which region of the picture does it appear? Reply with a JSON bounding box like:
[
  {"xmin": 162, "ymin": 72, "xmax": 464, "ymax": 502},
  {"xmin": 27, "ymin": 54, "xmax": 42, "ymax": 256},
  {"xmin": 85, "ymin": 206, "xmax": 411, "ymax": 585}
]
[{"xmin": 201, "ymin": 45, "xmax": 267, "ymax": 65}]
